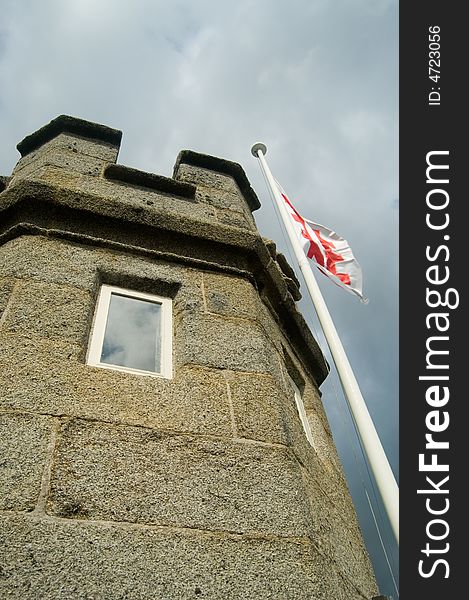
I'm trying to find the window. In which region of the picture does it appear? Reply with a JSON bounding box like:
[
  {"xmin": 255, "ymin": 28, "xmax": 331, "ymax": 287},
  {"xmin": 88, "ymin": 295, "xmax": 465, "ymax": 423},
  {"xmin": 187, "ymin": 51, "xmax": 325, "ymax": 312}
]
[
  {"xmin": 290, "ymin": 378, "xmax": 314, "ymax": 446},
  {"xmin": 87, "ymin": 285, "xmax": 172, "ymax": 378}
]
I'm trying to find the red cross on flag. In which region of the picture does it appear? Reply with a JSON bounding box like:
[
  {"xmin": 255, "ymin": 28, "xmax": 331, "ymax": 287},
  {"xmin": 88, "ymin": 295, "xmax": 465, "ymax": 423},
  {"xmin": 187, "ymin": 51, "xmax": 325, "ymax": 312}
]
[{"xmin": 277, "ymin": 182, "xmax": 368, "ymax": 304}]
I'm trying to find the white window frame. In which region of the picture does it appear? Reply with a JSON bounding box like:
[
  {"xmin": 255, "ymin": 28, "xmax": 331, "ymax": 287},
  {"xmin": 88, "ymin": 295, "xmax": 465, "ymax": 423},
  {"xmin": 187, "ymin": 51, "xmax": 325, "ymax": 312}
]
[
  {"xmin": 290, "ymin": 378, "xmax": 314, "ymax": 446},
  {"xmin": 87, "ymin": 284, "xmax": 173, "ymax": 379}
]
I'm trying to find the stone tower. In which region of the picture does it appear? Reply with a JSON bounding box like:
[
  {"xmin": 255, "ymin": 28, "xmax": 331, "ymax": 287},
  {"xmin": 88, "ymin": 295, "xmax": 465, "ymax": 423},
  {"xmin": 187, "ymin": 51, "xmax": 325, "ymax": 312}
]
[{"xmin": 0, "ymin": 116, "xmax": 378, "ymax": 599}]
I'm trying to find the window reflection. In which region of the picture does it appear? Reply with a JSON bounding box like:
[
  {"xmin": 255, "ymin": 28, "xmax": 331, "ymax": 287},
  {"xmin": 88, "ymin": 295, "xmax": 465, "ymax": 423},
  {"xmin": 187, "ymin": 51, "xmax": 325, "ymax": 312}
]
[{"xmin": 101, "ymin": 293, "xmax": 161, "ymax": 372}]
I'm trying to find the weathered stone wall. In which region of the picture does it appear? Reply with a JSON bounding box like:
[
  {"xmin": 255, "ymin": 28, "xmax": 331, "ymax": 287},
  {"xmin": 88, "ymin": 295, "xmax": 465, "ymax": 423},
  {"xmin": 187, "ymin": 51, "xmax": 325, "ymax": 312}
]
[{"xmin": 0, "ymin": 116, "xmax": 377, "ymax": 599}]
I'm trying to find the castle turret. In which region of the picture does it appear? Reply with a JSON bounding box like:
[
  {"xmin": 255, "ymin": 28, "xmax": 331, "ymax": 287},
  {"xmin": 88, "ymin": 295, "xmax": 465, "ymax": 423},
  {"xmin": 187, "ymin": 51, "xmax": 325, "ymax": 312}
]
[{"xmin": 0, "ymin": 116, "xmax": 378, "ymax": 599}]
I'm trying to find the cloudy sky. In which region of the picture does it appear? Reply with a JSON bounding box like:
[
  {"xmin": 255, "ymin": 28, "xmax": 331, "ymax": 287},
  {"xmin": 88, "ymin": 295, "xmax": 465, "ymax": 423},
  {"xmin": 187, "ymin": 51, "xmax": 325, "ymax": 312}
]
[
  {"xmin": 0, "ymin": 0, "xmax": 398, "ymax": 595},
  {"xmin": 101, "ymin": 293, "xmax": 162, "ymax": 373}
]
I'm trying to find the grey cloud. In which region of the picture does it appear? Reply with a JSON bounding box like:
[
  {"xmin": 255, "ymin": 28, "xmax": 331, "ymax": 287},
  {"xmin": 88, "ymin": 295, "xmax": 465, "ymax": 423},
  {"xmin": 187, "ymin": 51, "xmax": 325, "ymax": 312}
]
[{"xmin": 0, "ymin": 1, "xmax": 398, "ymax": 595}]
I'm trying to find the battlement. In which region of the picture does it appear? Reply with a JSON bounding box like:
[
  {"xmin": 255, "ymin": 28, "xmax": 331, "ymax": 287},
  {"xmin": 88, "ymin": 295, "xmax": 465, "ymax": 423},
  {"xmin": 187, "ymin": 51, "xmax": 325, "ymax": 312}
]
[
  {"xmin": 1, "ymin": 115, "xmax": 326, "ymax": 385},
  {"xmin": 10, "ymin": 115, "xmax": 259, "ymax": 218}
]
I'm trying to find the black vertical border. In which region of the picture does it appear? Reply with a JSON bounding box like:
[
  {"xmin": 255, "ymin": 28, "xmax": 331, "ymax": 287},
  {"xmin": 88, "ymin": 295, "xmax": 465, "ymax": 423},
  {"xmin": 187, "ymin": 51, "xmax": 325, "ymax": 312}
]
[{"xmin": 400, "ymin": 3, "xmax": 464, "ymax": 597}]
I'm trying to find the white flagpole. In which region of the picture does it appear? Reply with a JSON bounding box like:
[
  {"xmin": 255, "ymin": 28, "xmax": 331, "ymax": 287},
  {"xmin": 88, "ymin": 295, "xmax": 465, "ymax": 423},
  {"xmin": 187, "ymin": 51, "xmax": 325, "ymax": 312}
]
[{"xmin": 251, "ymin": 143, "xmax": 399, "ymax": 545}]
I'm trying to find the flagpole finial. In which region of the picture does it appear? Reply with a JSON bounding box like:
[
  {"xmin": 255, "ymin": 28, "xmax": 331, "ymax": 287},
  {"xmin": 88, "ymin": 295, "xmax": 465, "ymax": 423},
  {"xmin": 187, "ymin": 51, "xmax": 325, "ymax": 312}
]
[{"xmin": 251, "ymin": 142, "xmax": 267, "ymax": 157}]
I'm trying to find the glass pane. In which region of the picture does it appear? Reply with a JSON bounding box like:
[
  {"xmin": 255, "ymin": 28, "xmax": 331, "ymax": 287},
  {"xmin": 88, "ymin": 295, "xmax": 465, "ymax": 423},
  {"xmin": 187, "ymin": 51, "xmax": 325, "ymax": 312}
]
[{"xmin": 100, "ymin": 293, "xmax": 162, "ymax": 372}]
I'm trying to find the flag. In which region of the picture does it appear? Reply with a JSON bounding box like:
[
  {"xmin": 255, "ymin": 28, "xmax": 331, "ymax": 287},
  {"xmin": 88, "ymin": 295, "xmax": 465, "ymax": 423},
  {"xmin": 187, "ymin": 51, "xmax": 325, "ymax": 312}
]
[{"xmin": 277, "ymin": 182, "xmax": 368, "ymax": 304}]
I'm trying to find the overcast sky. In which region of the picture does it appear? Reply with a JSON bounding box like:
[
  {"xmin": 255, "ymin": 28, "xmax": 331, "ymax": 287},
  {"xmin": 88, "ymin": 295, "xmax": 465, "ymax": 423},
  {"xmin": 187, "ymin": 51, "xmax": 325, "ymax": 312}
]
[{"xmin": 0, "ymin": 0, "xmax": 398, "ymax": 595}]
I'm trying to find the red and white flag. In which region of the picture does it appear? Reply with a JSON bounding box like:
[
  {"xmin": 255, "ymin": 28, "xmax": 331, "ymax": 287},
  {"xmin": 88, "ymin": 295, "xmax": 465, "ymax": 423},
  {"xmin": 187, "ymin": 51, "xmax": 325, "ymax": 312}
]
[{"xmin": 277, "ymin": 182, "xmax": 368, "ymax": 303}]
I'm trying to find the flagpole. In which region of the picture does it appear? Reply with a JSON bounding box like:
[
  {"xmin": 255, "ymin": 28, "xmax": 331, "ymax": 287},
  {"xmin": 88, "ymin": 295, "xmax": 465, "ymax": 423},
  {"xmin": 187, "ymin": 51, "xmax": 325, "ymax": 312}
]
[{"xmin": 251, "ymin": 143, "xmax": 399, "ymax": 545}]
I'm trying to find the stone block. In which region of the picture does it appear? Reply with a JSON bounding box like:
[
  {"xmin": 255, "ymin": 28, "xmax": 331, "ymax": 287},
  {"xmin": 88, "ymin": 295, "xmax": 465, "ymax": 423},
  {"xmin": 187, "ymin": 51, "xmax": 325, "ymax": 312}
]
[
  {"xmin": 255, "ymin": 297, "xmax": 288, "ymax": 354},
  {"xmin": 216, "ymin": 208, "xmax": 252, "ymax": 230},
  {"xmin": 0, "ymin": 412, "xmax": 54, "ymax": 511},
  {"xmin": 0, "ymin": 333, "xmax": 232, "ymax": 437},
  {"xmin": 0, "ymin": 514, "xmax": 365, "ymax": 599},
  {"xmin": 22, "ymin": 166, "xmax": 83, "ymax": 191},
  {"xmin": 1, "ymin": 280, "xmax": 92, "ymax": 344},
  {"xmin": 175, "ymin": 311, "xmax": 281, "ymax": 376},
  {"xmin": 227, "ymin": 372, "xmax": 288, "ymax": 444},
  {"xmin": 311, "ymin": 458, "xmax": 363, "ymax": 542},
  {"xmin": 277, "ymin": 356, "xmax": 332, "ymax": 436},
  {"xmin": 305, "ymin": 408, "xmax": 342, "ymax": 472},
  {"xmin": 221, "ymin": 347, "xmax": 331, "ymax": 473},
  {"xmin": 302, "ymin": 380, "xmax": 324, "ymax": 412},
  {"xmin": 203, "ymin": 271, "xmax": 260, "ymax": 321},
  {"xmin": 0, "ymin": 277, "xmax": 16, "ymax": 319},
  {"xmin": 12, "ymin": 149, "xmax": 107, "ymax": 180},
  {"xmin": 79, "ymin": 173, "xmax": 175, "ymax": 214},
  {"xmin": 195, "ymin": 187, "xmax": 245, "ymax": 213},
  {"xmin": 13, "ymin": 134, "xmax": 118, "ymax": 177},
  {"xmin": 305, "ymin": 543, "xmax": 375, "ymax": 600},
  {"xmin": 12, "ymin": 132, "xmax": 119, "ymax": 183},
  {"xmin": 281, "ymin": 382, "xmax": 326, "ymax": 474},
  {"xmin": 0, "ymin": 236, "xmax": 99, "ymax": 290},
  {"xmin": 176, "ymin": 163, "xmax": 242, "ymax": 196},
  {"xmin": 280, "ymin": 390, "xmax": 351, "ymax": 522},
  {"xmin": 265, "ymin": 258, "xmax": 290, "ymax": 301},
  {"xmin": 54, "ymin": 132, "xmax": 119, "ymax": 162},
  {"xmin": 302, "ymin": 468, "xmax": 377, "ymax": 598},
  {"xmin": 163, "ymin": 192, "xmax": 219, "ymax": 222},
  {"xmin": 48, "ymin": 419, "xmax": 312, "ymax": 537}
]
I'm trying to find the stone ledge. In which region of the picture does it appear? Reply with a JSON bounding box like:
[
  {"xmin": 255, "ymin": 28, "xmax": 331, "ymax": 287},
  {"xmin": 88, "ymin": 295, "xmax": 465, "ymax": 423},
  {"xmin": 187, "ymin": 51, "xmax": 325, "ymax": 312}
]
[
  {"xmin": 104, "ymin": 163, "xmax": 196, "ymax": 200},
  {"xmin": 0, "ymin": 179, "xmax": 259, "ymax": 254}
]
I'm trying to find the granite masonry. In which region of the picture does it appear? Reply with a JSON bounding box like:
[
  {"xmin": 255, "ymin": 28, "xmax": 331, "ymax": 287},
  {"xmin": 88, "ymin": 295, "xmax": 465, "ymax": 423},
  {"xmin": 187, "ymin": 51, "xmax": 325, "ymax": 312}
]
[{"xmin": 0, "ymin": 116, "xmax": 380, "ymax": 599}]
